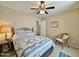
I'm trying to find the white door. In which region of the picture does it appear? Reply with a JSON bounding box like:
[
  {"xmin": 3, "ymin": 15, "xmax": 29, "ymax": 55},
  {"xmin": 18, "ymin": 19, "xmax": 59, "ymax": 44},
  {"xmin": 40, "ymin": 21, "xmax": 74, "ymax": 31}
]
[{"xmin": 40, "ymin": 20, "xmax": 46, "ymax": 36}]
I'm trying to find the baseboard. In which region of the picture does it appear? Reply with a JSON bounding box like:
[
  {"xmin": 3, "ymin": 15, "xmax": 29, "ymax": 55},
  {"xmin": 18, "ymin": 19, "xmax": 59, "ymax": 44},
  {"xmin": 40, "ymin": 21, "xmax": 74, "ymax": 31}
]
[{"xmin": 69, "ymin": 44, "xmax": 79, "ymax": 49}]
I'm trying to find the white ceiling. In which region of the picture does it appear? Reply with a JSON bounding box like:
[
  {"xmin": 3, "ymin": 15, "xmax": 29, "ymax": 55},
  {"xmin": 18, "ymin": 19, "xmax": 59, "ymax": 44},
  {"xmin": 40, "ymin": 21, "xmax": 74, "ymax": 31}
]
[{"xmin": 0, "ymin": 1, "xmax": 79, "ymax": 19}]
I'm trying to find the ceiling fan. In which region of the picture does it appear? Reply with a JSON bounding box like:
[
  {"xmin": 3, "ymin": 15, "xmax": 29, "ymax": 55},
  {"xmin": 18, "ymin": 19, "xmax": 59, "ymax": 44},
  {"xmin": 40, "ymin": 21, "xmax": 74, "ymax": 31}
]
[{"xmin": 31, "ymin": 1, "xmax": 55, "ymax": 14}]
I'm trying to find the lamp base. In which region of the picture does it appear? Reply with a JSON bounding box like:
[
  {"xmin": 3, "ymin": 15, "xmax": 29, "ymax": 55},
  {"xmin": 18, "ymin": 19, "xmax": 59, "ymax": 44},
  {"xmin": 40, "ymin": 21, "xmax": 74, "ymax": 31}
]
[{"xmin": 5, "ymin": 39, "xmax": 11, "ymax": 41}]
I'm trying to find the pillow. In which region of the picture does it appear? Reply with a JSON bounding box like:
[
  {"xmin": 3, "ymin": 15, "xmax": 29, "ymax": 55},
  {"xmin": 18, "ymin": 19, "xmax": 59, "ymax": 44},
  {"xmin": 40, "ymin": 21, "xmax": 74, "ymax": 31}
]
[
  {"xmin": 15, "ymin": 27, "xmax": 33, "ymax": 34},
  {"xmin": 15, "ymin": 27, "xmax": 32, "ymax": 32},
  {"xmin": 25, "ymin": 30, "xmax": 32, "ymax": 33},
  {"xmin": 63, "ymin": 35, "xmax": 69, "ymax": 39},
  {"xmin": 25, "ymin": 32, "xmax": 36, "ymax": 37},
  {"xmin": 15, "ymin": 30, "xmax": 26, "ymax": 34}
]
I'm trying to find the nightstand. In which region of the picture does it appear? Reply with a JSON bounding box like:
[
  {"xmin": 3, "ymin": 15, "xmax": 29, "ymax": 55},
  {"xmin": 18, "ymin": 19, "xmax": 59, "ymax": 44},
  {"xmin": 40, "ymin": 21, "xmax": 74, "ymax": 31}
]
[{"xmin": 0, "ymin": 40, "xmax": 18, "ymax": 57}]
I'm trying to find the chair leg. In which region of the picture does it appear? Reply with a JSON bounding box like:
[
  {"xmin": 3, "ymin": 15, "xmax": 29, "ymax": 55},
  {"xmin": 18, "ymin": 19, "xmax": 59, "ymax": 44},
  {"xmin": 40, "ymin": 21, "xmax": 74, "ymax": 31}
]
[
  {"xmin": 55, "ymin": 40, "xmax": 57, "ymax": 44},
  {"xmin": 67, "ymin": 42, "xmax": 70, "ymax": 48},
  {"xmin": 66, "ymin": 40, "xmax": 70, "ymax": 48},
  {"xmin": 62, "ymin": 43, "xmax": 64, "ymax": 49}
]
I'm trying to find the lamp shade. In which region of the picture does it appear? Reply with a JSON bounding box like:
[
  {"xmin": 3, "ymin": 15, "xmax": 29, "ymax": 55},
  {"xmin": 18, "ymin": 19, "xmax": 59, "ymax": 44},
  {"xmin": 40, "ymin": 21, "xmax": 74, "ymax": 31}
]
[
  {"xmin": 0, "ymin": 26, "xmax": 12, "ymax": 33},
  {"xmin": 0, "ymin": 21, "xmax": 15, "ymax": 41},
  {"xmin": 0, "ymin": 26, "xmax": 12, "ymax": 40}
]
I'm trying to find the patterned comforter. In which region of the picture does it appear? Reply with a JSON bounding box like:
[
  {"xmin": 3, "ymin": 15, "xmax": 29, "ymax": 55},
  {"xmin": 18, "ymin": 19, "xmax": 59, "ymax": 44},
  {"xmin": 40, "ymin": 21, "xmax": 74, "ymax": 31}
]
[{"xmin": 13, "ymin": 30, "xmax": 55, "ymax": 57}]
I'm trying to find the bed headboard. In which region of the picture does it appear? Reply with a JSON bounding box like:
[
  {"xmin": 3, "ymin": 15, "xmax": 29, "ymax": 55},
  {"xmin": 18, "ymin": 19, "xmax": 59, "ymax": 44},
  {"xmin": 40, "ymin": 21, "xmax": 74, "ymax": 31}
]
[{"xmin": 15, "ymin": 27, "xmax": 34, "ymax": 32}]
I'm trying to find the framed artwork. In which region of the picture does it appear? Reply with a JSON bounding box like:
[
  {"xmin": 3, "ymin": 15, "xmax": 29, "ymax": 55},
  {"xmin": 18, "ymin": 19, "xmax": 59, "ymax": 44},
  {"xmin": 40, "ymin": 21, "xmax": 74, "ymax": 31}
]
[{"xmin": 51, "ymin": 21, "xmax": 59, "ymax": 28}]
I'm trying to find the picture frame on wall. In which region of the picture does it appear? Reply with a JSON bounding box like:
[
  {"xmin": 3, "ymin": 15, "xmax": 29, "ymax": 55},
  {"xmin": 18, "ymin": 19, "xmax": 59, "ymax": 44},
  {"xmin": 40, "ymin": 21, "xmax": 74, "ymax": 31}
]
[{"xmin": 51, "ymin": 21, "xmax": 59, "ymax": 28}]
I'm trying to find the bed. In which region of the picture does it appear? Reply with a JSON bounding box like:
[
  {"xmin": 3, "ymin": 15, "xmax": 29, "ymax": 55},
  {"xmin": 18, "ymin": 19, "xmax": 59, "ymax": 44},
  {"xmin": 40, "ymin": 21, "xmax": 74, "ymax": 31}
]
[{"xmin": 13, "ymin": 27, "xmax": 55, "ymax": 57}]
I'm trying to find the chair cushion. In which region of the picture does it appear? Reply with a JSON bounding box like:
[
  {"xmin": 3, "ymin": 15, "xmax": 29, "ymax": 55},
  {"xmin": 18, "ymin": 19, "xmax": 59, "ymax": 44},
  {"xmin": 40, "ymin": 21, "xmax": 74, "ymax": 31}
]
[{"xmin": 56, "ymin": 38, "xmax": 63, "ymax": 43}]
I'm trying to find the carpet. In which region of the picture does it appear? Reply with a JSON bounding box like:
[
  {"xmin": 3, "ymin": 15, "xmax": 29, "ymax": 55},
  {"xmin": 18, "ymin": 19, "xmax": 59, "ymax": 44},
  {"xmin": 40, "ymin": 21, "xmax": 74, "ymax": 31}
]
[{"xmin": 59, "ymin": 52, "xmax": 70, "ymax": 57}]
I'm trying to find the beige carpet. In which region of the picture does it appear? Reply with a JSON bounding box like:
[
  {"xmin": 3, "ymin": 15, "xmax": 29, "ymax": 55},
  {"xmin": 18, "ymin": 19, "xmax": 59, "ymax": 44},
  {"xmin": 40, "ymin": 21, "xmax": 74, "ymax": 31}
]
[{"xmin": 49, "ymin": 44, "xmax": 79, "ymax": 57}]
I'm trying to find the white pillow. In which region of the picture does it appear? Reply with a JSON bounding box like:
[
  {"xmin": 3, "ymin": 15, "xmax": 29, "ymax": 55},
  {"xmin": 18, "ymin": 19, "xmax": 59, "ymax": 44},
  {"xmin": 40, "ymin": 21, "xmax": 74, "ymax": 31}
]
[
  {"xmin": 15, "ymin": 30, "xmax": 26, "ymax": 34},
  {"xmin": 63, "ymin": 35, "xmax": 69, "ymax": 39}
]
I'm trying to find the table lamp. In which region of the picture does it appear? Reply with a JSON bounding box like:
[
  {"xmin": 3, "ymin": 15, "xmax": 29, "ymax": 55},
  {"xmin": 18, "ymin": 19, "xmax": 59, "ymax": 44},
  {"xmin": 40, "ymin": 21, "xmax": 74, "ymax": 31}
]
[
  {"xmin": 0, "ymin": 26, "xmax": 13, "ymax": 41},
  {"xmin": 0, "ymin": 22, "xmax": 14, "ymax": 40}
]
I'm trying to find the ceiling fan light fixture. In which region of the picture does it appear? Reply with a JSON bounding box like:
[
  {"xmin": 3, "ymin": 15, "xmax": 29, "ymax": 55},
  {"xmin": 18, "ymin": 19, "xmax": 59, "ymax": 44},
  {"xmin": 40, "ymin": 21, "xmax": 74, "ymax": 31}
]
[
  {"xmin": 31, "ymin": 1, "xmax": 55, "ymax": 14},
  {"xmin": 40, "ymin": 10, "xmax": 45, "ymax": 14}
]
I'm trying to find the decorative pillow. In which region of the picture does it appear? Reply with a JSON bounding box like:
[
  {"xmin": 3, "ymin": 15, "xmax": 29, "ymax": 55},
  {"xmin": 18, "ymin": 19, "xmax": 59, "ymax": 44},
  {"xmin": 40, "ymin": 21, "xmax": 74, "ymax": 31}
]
[
  {"xmin": 25, "ymin": 32, "xmax": 36, "ymax": 37},
  {"xmin": 63, "ymin": 35, "xmax": 69, "ymax": 39}
]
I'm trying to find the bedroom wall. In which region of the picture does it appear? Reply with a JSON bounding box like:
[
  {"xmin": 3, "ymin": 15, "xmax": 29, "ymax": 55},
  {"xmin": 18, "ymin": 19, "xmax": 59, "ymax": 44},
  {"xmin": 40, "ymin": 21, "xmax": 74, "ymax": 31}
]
[
  {"xmin": 0, "ymin": 5, "xmax": 37, "ymax": 33},
  {"xmin": 46, "ymin": 8, "xmax": 79, "ymax": 48},
  {"xmin": 0, "ymin": 5, "xmax": 79, "ymax": 48}
]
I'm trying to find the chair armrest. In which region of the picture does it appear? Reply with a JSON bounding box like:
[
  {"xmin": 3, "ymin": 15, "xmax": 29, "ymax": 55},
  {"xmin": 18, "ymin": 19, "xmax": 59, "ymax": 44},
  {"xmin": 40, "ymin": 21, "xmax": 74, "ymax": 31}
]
[{"xmin": 55, "ymin": 34, "xmax": 62, "ymax": 39}]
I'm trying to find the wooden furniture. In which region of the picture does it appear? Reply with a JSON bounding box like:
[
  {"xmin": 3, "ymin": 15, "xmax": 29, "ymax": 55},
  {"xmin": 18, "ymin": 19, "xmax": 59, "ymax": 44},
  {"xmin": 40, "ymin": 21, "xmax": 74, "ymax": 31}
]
[
  {"xmin": 55, "ymin": 33, "xmax": 70, "ymax": 49},
  {"xmin": 0, "ymin": 26, "xmax": 17, "ymax": 56},
  {"xmin": 0, "ymin": 21, "xmax": 18, "ymax": 56},
  {"xmin": 0, "ymin": 39, "xmax": 18, "ymax": 57}
]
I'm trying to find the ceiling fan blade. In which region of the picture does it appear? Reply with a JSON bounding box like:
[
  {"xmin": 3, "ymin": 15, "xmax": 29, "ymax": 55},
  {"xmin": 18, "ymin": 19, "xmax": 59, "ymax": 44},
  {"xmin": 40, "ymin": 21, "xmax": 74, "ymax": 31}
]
[
  {"xmin": 31, "ymin": 8, "xmax": 39, "ymax": 10},
  {"xmin": 45, "ymin": 11, "xmax": 48, "ymax": 14},
  {"xmin": 46, "ymin": 6, "xmax": 55, "ymax": 9},
  {"xmin": 37, "ymin": 11, "xmax": 40, "ymax": 14}
]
